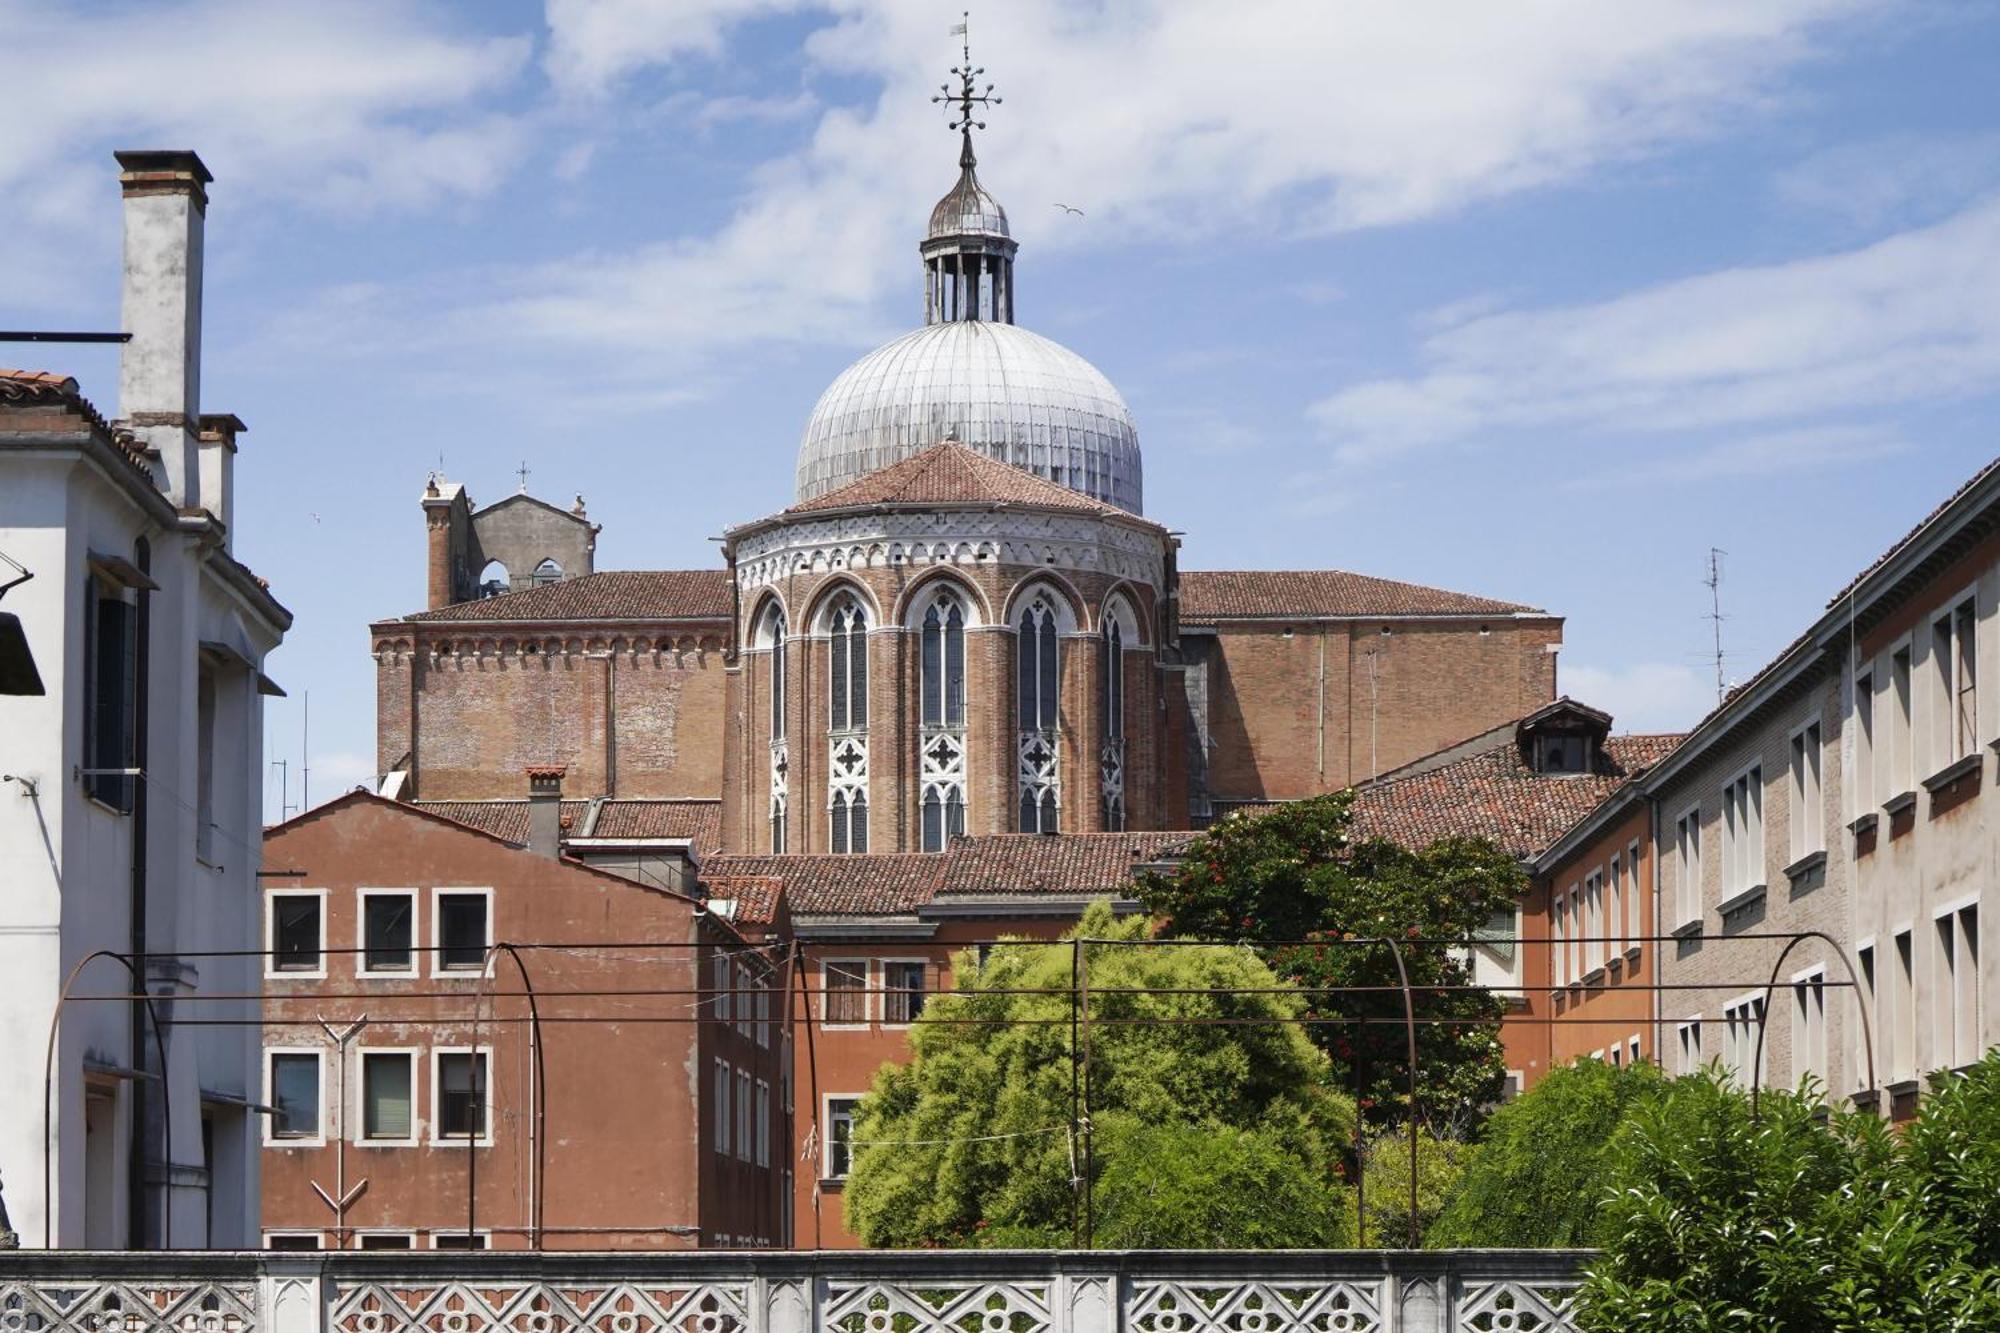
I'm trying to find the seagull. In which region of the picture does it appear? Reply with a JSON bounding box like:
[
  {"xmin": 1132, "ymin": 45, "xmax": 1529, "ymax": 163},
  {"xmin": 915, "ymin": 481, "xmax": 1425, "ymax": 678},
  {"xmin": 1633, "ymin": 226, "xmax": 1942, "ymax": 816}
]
[{"xmin": 1053, "ymin": 203, "xmax": 1084, "ymax": 217}]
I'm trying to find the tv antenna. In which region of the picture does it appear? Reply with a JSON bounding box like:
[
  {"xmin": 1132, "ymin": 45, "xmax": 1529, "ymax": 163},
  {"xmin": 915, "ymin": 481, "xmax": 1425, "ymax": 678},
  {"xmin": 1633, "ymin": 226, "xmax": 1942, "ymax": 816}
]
[{"xmin": 1705, "ymin": 548, "xmax": 1728, "ymax": 701}]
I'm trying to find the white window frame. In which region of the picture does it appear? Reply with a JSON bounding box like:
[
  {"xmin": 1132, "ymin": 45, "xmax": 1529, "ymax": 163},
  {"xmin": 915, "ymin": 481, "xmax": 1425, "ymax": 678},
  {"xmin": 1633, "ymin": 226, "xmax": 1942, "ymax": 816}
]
[
  {"xmin": 261, "ymin": 1231, "xmax": 322, "ymax": 1250},
  {"xmin": 879, "ymin": 958, "xmax": 928, "ymax": 1028},
  {"xmin": 1932, "ymin": 894, "xmax": 1981, "ymax": 1072},
  {"xmin": 265, "ymin": 888, "xmax": 329, "ymax": 981},
  {"xmin": 354, "ymin": 1231, "xmax": 416, "ymax": 1250},
  {"xmin": 1625, "ymin": 840, "xmax": 1643, "ymax": 958},
  {"xmin": 1787, "ymin": 719, "xmax": 1824, "ymax": 862},
  {"xmin": 1677, "ymin": 1017, "xmax": 1703, "ymax": 1075},
  {"xmin": 1928, "ymin": 587, "xmax": 1980, "ymax": 774},
  {"xmin": 1627, "ymin": 1035, "xmax": 1642, "ymax": 1066},
  {"xmin": 428, "ymin": 1230, "xmax": 491, "ymax": 1250},
  {"xmin": 821, "ymin": 958, "xmax": 871, "ymax": 1028},
  {"xmin": 754, "ymin": 1078, "xmax": 772, "ymax": 1168},
  {"xmin": 1673, "ymin": 804, "xmax": 1703, "ymax": 929},
  {"xmin": 1851, "ymin": 662, "xmax": 1877, "ymax": 819},
  {"xmin": 262, "ymin": 1046, "xmax": 326, "ymax": 1148},
  {"xmin": 735, "ymin": 1065, "xmax": 753, "ymax": 1163},
  {"xmin": 1721, "ymin": 991, "xmax": 1767, "ymax": 1089},
  {"xmin": 823, "ymin": 1093, "xmax": 863, "ymax": 1180},
  {"xmin": 1891, "ymin": 924, "xmax": 1917, "ymax": 1083},
  {"xmin": 1552, "ymin": 887, "xmax": 1569, "ymax": 989},
  {"xmin": 1567, "ymin": 886, "xmax": 1583, "ymax": 984},
  {"xmin": 353, "ymin": 1046, "xmax": 420, "ymax": 1149},
  {"xmin": 714, "ymin": 1058, "xmax": 732, "ymax": 1158},
  {"xmin": 1888, "ymin": 634, "xmax": 1916, "ymax": 802},
  {"xmin": 356, "ymin": 887, "xmax": 418, "ymax": 978},
  {"xmin": 429, "ymin": 886, "xmax": 494, "ymax": 977},
  {"xmin": 1854, "ymin": 937, "xmax": 1877, "ymax": 1091},
  {"xmin": 1790, "ymin": 965, "xmax": 1828, "ymax": 1097},
  {"xmin": 1607, "ymin": 854, "xmax": 1624, "ymax": 961},
  {"xmin": 1719, "ymin": 761, "xmax": 1765, "ymax": 905},
  {"xmin": 429, "ymin": 1046, "xmax": 495, "ymax": 1148}
]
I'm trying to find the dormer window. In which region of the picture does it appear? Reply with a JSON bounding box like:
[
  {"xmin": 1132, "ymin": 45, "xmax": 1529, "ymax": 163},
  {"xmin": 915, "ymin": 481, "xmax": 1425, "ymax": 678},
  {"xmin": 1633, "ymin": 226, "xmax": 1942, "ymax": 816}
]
[{"xmin": 1535, "ymin": 732, "xmax": 1589, "ymax": 775}]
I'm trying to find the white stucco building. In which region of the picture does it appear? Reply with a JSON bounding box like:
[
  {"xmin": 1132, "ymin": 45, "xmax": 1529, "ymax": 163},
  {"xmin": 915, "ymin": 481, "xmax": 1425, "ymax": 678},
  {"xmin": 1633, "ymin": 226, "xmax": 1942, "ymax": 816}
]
[{"xmin": 0, "ymin": 151, "xmax": 290, "ymax": 1247}]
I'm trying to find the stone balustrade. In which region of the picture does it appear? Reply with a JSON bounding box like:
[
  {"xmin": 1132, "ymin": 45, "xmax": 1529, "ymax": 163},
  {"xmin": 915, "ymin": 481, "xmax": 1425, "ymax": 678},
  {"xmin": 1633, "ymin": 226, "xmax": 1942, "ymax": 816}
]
[{"xmin": 0, "ymin": 1249, "xmax": 1591, "ymax": 1333}]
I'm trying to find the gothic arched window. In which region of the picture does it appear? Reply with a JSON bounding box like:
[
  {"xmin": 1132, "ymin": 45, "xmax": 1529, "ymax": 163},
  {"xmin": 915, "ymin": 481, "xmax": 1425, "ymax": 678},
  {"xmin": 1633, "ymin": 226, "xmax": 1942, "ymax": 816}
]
[
  {"xmin": 1102, "ymin": 614, "xmax": 1126, "ymax": 832},
  {"xmin": 1017, "ymin": 592, "xmax": 1062, "ymax": 834},
  {"xmin": 827, "ymin": 594, "xmax": 869, "ymax": 854},
  {"xmin": 530, "ymin": 557, "xmax": 562, "ymax": 586},
  {"xmin": 761, "ymin": 604, "xmax": 789, "ymax": 854},
  {"xmin": 918, "ymin": 587, "xmax": 969, "ymax": 852}
]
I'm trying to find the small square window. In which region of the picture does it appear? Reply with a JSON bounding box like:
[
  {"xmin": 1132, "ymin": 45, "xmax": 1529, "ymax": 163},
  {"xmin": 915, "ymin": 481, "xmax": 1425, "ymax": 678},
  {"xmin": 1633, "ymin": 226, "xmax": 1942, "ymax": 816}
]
[
  {"xmin": 363, "ymin": 893, "xmax": 414, "ymax": 973},
  {"xmin": 270, "ymin": 895, "xmax": 322, "ymax": 973},
  {"xmin": 357, "ymin": 1233, "xmax": 413, "ymax": 1250},
  {"xmin": 436, "ymin": 892, "xmax": 489, "ymax": 971}
]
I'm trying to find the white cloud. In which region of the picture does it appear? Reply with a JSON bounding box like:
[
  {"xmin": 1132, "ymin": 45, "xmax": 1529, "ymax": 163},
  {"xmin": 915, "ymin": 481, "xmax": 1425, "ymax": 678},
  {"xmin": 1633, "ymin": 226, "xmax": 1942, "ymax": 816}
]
[
  {"xmin": 1776, "ymin": 132, "xmax": 2000, "ymax": 232},
  {"xmin": 1568, "ymin": 423, "xmax": 1910, "ymax": 488},
  {"xmin": 480, "ymin": 0, "xmax": 1872, "ymax": 377},
  {"xmin": 1311, "ymin": 192, "xmax": 2000, "ymax": 462},
  {"xmin": 1563, "ymin": 661, "xmax": 1715, "ymax": 734}
]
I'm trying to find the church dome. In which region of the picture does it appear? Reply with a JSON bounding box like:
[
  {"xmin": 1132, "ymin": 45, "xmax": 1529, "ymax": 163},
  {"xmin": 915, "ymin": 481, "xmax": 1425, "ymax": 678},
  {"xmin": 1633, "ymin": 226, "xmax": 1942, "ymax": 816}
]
[
  {"xmin": 796, "ymin": 321, "xmax": 1144, "ymax": 513},
  {"xmin": 928, "ymin": 170, "xmax": 1009, "ymax": 241}
]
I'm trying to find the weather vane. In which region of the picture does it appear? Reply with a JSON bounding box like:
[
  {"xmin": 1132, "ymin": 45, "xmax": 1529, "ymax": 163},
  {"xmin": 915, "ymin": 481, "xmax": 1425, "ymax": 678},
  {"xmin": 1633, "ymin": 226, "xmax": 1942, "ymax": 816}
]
[{"xmin": 933, "ymin": 12, "xmax": 1000, "ymax": 147}]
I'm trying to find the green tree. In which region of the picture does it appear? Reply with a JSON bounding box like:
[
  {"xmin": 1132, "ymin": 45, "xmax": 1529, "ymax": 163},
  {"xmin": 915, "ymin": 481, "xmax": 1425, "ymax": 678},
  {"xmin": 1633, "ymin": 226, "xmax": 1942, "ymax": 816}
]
[
  {"xmin": 1358, "ymin": 1123, "xmax": 1467, "ymax": 1247},
  {"xmin": 842, "ymin": 901, "xmax": 1356, "ymax": 1248},
  {"xmin": 1429, "ymin": 1057, "xmax": 1665, "ymax": 1248},
  {"xmin": 1136, "ymin": 794, "xmax": 1523, "ymax": 1126}
]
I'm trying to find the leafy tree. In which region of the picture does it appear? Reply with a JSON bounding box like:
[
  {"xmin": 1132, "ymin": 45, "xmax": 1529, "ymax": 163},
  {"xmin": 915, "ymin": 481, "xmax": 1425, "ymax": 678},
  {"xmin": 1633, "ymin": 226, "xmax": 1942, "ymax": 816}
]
[
  {"xmin": 1428, "ymin": 1058, "xmax": 1665, "ymax": 1248},
  {"xmin": 842, "ymin": 901, "xmax": 1356, "ymax": 1248},
  {"xmin": 1578, "ymin": 1059, "xmax": 2000, "ymax": 1331},
  {"xmin": 1358, "ymin": 1123, "xmax": 1467, "ymax": 1247},
  {"xmin": 1137, "ymin": 793, "xmax": 1523, "ymax": 1126}
]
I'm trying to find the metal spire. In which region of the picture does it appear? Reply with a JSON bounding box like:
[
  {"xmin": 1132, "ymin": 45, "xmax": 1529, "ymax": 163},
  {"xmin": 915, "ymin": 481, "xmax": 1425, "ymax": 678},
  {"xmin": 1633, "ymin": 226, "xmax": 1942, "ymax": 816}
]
[{"xmin": 933, "ymin": 13, "xmax": 1000, "ymax": 168}]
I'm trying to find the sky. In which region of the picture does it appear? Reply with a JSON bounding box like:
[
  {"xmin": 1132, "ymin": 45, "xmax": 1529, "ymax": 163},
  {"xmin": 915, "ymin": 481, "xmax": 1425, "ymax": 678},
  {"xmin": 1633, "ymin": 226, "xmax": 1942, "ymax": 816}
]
[{"xmin": 3, "ymin": 0, "xmax": 1998, "ymax": 818}]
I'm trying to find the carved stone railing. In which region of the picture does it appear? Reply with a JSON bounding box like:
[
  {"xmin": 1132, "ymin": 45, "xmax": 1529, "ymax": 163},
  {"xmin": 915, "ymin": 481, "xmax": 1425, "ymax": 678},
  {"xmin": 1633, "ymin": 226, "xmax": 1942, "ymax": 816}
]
[{"xmin": 0, "ymin": 1249, "xmax": 1593, "ymax": 1333}]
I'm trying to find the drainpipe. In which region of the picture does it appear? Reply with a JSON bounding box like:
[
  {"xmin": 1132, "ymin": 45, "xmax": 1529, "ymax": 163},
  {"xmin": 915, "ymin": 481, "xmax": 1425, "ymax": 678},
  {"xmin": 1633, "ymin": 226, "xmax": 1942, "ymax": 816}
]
[{"xmin": 128, "ymin": 540, "xmax": 153, "ymax": 1247}]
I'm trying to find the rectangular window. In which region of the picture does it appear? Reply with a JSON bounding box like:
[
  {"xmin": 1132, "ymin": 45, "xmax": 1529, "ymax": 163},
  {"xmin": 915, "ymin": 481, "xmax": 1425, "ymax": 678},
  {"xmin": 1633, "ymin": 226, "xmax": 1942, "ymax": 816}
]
[
  {"xmin": 826, "ymin": 1096, "xmax": 860, "ymax": 1179},
  {"xmin": 755, "ymin": 1079, "xmax": 771, "ymax": 1168},
  {"xmin": 712, "ymin": 952, "xmax": 733, "ymax": 1025},
  {"xmin": 1628, "ymin": 1035, "xmax": 1642, "ymax": 1066},
  {"xmin": 1677, "ymin": 1020, "xmax": 1703, "ymax": 1074},
  {"xmin": 1720, "ymin": 765, "xmax": 1764, "ymax": 900},
  {"xmin": 1609, "ymin": 1043, "xmax": 1621, "ymax": 1068},
  {"xmin": 1894, "ymin": 929, "xmax": 1917, "ymax": 1083},
  {"xmin": 882, "ymin": 960, "xmax": 927, "ymax": 1025},
  {"xmin": 435, "ymin": 890, "xmax": 489, "ymax": 972},
  {"xmin": 1934, "ymin": 902, "xmax": 1981, "ymax": 1071},
  {"xmin": 360, "ymin": 891, "xmax": 415, "ymax": 974},
  {"xmin": 1552, "ymin": 889, "xmax": 1567, "ymax": 988},
  {"xmin": 195, "ymin": 665, "xmax": 217, "ymax": 862},
  {"xmin": 1607, "ymin": 856, "xmax": 1623, "ymax": 960},
  {"xmin": 1675, "ymin": 808, "xmax": 1702, "ymax": 927},
  {"xmin": 357, "ymin": 1233, "xmax": 413, "ymax": 1250},
  {"xmin": 267, "ymin": 1051, "xmax": 321, "ymax": 1141},
  {"xmin": 735, "ymin": 1066, "xmax": 752, "ymax": 1162},
  {"xmin": 1567, "ymin": 888, "xmax": 1582, "ymax": 982},
  {"xmin": 824, "ymin": 960, "xmax": 869, "ymax": 1026},
  {"xmin": 1854, "ymin": 669, "xmax": 1876, "ymax": 814},
  {"xmin": 268, "ymin": 892, "xmax": 325, "ymax": 975},
  {"xmin": 435, "ymin": 1050, "xmax": 489, "ymax": 1143},
  {"xmin": 263, "ymin": 1233, "xmax": 320, "ymax": 1251},
  {"xmin": 757, "ymin": 984, "xmax": 771, "ymax": 1048},
  {"xmin": 1932, "ymin": 597, "xmax": 1979, "ymax": 767},
  {"xmin": 1891, "ymin": 643, "xmax": 1915, "ymax": 796},
  {"xmin": 714, "ymin": 1059, "xmax": 732, "ymax": 1157},
  {"xmin": 360, "ymin": 1051, "xmax": 415, "ymax": 1143},
  {"xmin": 1789, "ymin": 722, "xmax": 1823, "ymax": 860},
  {"xmin": 1857, "ymin": 942, "xmax": 1878, "ymax": 1090},
  {"xmin": 735, "ymin": 962, "xmax": 753, "ymax": 1038},
  {"xmin": 1792, "ymin": 969, "xmax": 1827, "ymax": 1097},
  {"xmin": 82, "ymin": 584, "xmax": 137, "ymax": 813},
  {"xmin": 1722, "ymin": 996, "xmax": 1765, "ymax": 1089},
  {"xmin": 1626, "ymin": 841, "xmax": 1643, "ymax": 952},
  {"xmin": 431, "ymin": 1233, "xmax": 487, "ymax": 1250}
]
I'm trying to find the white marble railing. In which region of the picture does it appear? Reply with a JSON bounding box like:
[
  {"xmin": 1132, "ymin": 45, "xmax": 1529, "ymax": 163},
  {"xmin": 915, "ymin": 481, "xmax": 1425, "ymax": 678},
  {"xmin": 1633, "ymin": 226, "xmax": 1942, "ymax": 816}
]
[{"xmin": 0, "ymin": 1249, "xmax": 1591, "ymax": 1333}]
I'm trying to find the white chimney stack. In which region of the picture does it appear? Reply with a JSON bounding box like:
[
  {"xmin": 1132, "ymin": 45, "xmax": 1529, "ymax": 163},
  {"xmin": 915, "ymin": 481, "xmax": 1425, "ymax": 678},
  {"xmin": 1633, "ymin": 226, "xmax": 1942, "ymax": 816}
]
[{"xmin": 116, "ymin": 149, "xmax": 211, "ymax": 511}]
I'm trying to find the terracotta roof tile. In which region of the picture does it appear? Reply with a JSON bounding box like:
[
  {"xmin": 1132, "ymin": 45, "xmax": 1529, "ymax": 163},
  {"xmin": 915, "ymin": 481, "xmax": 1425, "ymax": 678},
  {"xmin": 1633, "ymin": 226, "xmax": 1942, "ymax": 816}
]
[
  {"xmin": 408, "ymin": 798, "xmax": 721, "ymax": 854},
  {"xmin": 701, "ymin": 874, "xmax": 783, "ymax": 927},
  {"xmin": 783, "ymin": 442, "xmax": 1132, "ymax": 518},
  {"xmin": 1180, "ymin": 570, "xmax": 1541, "ymax": 622},
  {"xmin": 699, "ymin": 854, "xmax": 944, "ymax": 915},
  {"xmin": 1349, "ymin": 731, "xmax": 1681, "ymax": 860},
  {"xmin": 935, "ymin": 832, "xmax": 1194, "ymax": 895},
  {"xmin": 409, "ymin": 800, "xmax": 590, "ymax": 843},
  {"xmin": 398, "ymin": 570, "xmax": 731, "ymax": 624}
]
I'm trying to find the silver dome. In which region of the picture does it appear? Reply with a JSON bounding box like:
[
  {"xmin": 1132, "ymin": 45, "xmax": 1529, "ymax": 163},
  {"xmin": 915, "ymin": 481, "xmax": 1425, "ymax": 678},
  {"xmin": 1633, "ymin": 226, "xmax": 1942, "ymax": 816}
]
[
  {"xmin": 928, "ymin": 168, "xmax": 1009, "ymax": 242},
  {"xmin": 796, "ymin": 322, "xmax": 1144, "ymax": 513}
]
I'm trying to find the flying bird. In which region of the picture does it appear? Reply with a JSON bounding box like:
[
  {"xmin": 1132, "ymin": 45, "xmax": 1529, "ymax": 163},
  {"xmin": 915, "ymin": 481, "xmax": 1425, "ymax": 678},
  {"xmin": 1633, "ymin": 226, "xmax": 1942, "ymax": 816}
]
[{"xmin": 1053, "ymin": 203, "xmax": 1084, "ymax": 217}]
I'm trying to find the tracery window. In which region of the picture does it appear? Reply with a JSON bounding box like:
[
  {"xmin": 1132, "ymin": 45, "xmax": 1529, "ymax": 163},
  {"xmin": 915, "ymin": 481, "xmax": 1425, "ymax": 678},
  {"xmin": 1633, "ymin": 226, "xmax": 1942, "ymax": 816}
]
[
  {"xmin": 1017, "ymin": 592, "xmax": 1061, "ymax": 834},
  {"xmin": 919, "ymin": 587, "xmax": 968, "ymax": 853},
  {"xmin": 763, "ymin": 604, "xmax": 789, "ymax": 854},
  {"xmin": 827, "ymin": 594, "xmax": 869, "ymax": 854},
  {"xmin": 1101, "ymin": 612, "xmax": 1126, "ymax": 832}
]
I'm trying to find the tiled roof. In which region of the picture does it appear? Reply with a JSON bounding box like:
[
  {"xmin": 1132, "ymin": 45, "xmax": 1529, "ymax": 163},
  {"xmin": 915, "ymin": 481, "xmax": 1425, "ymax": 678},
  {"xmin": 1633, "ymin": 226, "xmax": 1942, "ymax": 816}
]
[
  {"xmin": 936, "ymin": 832, "xmax": 1194, "ymax": 895},
  {"xmin": 1180, "ymin": 570, "xmax": 1541, "ymax": 622},
  {"xmin": 701, "ymin": 874, "xmax": 783, "ymax": 927},
  {"xmin": 783, "ymin": 442, "xmax": 1132, "ymax": 519},
  {"xmin": 1826, "ymin": 455, "xmax": 2000, "ymax": 609},
  {"xmin": 701, "ymin": 833, "xmax": 1184, "ymax": 917},
  {"xmin": 0, "ymin": 369, "xmax": 79, "ymax": 397},
  {"xmin": 397, "ymin": 570, "xmax": 731, "ymax": 624},
  {"xmin": 1350, "ymin": 732, "xmax": 1682, "ymax": 861},
  {"xmin": 699, "ymin": 854, "xmax": 944, "ymax": 916},
  {"xmin": 408, "ymin": 798, "xmax": 721, "ymax": 854}
]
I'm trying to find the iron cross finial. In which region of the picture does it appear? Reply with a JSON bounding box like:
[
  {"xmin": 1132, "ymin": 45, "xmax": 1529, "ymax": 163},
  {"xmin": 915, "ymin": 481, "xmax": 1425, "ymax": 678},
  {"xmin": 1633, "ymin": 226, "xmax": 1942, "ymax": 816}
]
[
  {"xmin": 516, "ymin": 460, "xmax": 531, "ymax": 493},
  {"xmin": 932, "ymin": 12, "xmax": 1000, "ymax": 146}
]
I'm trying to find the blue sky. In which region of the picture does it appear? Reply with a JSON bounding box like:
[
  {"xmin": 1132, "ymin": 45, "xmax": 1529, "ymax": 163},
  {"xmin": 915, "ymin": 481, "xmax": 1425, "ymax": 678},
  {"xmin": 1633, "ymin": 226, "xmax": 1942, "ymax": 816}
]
[{"xmin": 4, "ymin": 0, "xmax": 1998, "ymax": 815}]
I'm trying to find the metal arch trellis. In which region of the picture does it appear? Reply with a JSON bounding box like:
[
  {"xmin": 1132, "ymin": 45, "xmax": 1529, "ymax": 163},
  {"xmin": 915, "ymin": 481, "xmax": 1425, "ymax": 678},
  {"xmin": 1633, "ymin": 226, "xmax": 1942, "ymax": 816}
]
[
  {"xmin": 41, "ymin": 949, "xmax": 173, "ymax": 1249},
  {"xmin": 466, "ymin": 941, "xmax": 547, "ymax": 1247},
  {"xmin": 1749, "ymin": 928, "xmax": 1877, "ymax": 1121}
]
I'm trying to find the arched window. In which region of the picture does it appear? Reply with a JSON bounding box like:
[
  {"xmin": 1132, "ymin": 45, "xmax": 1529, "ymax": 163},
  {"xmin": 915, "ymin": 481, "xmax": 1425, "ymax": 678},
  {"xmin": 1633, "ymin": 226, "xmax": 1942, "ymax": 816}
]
[
  {"xmin": 530, "ymin": 557, "xmax": 562, "ymax": 587},
  {"xmin": 918, "ymin": 587, "xmax": 968, "ymax": 852},
  {"xmin": 477, "ymin": 560, "xmax": 509, "ymax": 599},
  {"xmin": 1017, "ymin": 592, "xmax": 1062, "ymax": 834},
  {"xmin": 1102, "ymin": 615, "xmax": 1125, "ymax": 832},
  {"xmin": 762, "ymin": 604, "xmax": 789, "ymax": 854},
  {"xmin": 827, "ymin": 595, "xmax": 869, "ymax": 854}
]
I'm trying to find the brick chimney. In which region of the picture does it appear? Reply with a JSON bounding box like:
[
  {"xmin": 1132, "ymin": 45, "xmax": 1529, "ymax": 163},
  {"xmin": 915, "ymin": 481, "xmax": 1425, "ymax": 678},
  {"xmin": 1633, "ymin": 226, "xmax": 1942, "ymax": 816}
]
[
  {"xmin": 116, "ymin": 149, "xmax": 211, "ymax": 510},
  {"xmin": 526, "ymin": 765, "xmax": 566, "ymax": 859},
  {"xmin": 197, "ymin": 413, "xmax": 244, "ymax": 541}
]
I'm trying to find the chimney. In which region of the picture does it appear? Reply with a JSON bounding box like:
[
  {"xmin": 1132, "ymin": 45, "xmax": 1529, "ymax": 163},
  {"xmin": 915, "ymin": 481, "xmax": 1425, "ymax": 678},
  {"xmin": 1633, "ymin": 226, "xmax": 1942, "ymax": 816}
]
[
  {"xmin": 197, "ymin": 414, "xmax": 244, "ymax": 540},
  {"xmin": 526, "ymin": 765, "xmax": 566, "ymax": 858},
  {"xmin": 116, "ymin": 149, "xmax": 211, "ymax": 510},
  {"xmin": 423, "ymin": 477, "xmax": 470, "ymax": 609}
]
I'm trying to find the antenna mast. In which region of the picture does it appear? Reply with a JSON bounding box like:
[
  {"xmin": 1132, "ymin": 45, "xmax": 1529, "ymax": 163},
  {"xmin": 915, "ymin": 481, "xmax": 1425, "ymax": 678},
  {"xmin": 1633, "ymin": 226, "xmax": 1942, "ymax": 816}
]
[{"xmin": 1705, "ymin": 548, "xmax": 1728, "ymax": 701}]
